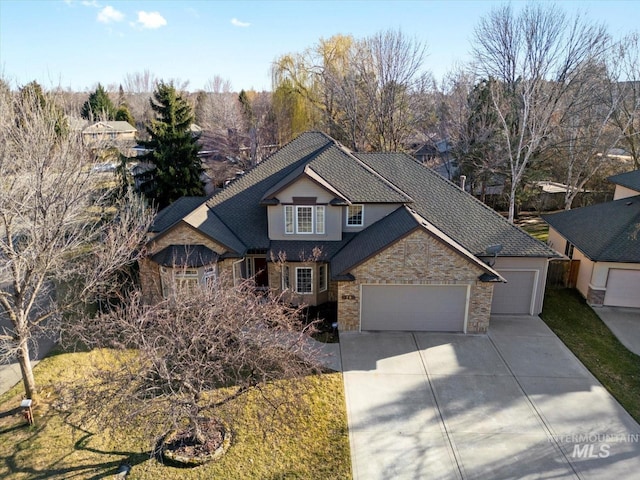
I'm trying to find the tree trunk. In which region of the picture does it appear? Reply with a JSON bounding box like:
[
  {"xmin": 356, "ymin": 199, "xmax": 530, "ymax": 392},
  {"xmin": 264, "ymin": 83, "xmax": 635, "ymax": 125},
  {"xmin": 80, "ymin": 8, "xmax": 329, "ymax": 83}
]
[
  {"xmin": 190, "ymin": 415, "xmax": 206, "ymax": 445},
  {"xmin": 17, "ymin": 341, "xmax": 37, "ymax": 401},
  {"xmin": 508, "ymin": 183, "xmax": 517, "ymax": 223}
]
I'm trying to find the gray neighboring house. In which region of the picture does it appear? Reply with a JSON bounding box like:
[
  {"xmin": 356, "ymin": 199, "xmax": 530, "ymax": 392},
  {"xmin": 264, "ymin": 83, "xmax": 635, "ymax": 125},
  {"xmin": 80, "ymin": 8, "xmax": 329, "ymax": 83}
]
[
  {"xmin": 543, "ymin": 170, "xmax": 640, "ymax": 308},
  {"xmin": 141, "ymin": 131, "xmax": 556, "ymax": 333}
]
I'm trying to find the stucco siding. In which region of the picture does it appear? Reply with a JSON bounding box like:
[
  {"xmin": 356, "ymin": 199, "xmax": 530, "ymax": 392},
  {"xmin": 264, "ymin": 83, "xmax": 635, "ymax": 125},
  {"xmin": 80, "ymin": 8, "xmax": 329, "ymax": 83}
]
[
  {"xmin": 491, "ymin": 257, "xmax": 549, "ymax": 315},
  {"xmin": 343, "ymin": 203, "xmax": 404, "ymax": 233},
  {"xmin": 574, "ymin": 248, "xmax": 595, "ymax": 300},
  {"xmin": 613, "ymin": 185, "xmax": 640, "ymax": 200},
  {"xmin": 547, "ymin": 227, "xmax": 568, "ymax": 256}
]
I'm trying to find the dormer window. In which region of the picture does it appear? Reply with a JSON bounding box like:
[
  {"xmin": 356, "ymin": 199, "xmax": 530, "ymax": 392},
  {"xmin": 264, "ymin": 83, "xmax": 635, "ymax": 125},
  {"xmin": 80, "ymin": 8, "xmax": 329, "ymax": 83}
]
[
  {"xmin": 346, "ymin": 204, "xmax": 364, "ymax": 226},
  {"xmin": 284, "ymin": 205, "xmax": 325, "ymax": 234}
]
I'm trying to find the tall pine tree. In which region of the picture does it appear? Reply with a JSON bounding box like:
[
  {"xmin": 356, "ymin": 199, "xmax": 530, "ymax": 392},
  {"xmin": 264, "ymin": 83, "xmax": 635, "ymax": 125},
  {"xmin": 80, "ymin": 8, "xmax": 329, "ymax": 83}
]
[
  {"xmin": 141, "ymin": 82, "xmax": 204, "ymax": 208},
  {"xmin": 81, "ymin": 83, "xmax": 116, "ymax": 121}
]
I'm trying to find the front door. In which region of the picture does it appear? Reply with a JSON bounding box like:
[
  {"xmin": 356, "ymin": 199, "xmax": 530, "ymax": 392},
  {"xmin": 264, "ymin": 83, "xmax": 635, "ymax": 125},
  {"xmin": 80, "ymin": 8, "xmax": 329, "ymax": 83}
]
[{"xmin": 254, "ymin": 258, "xmax": 269, "ymax": 288}]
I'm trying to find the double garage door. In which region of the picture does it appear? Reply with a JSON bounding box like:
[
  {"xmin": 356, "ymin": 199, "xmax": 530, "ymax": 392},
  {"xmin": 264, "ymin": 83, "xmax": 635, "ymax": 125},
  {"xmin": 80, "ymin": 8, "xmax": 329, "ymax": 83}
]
[
  {"xmin": 360, "ymin": 270, "xmax": 540, "ymax": 332},
  {"xmin": 361, "ymin": 284, "xmax": 469, "ymax": 332},
  {"xmin": 604, "ymin": 269, "xmax": 640, "ymax": 308}
]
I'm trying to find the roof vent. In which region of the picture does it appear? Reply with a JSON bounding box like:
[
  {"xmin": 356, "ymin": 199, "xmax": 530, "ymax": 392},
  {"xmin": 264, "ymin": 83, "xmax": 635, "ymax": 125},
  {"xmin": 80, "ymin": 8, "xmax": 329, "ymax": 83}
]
[{"xmin": 626, "ymin": 201, "xmax": 633, "ymax": 206}]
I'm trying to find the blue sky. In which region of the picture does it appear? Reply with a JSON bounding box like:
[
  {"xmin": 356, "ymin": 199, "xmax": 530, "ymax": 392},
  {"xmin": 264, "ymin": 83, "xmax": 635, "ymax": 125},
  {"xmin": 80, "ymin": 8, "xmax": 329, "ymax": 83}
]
[{"xmin": 1, "ymin": 0, "xmax": 638, "ymax": 92}]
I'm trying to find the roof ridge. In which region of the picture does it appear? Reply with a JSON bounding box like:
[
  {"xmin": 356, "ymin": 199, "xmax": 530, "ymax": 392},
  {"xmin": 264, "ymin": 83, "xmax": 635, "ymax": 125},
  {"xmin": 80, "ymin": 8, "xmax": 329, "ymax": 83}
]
[{"xmin": 342, "ymin": 150, "xmax": 413, "ymax": 202}]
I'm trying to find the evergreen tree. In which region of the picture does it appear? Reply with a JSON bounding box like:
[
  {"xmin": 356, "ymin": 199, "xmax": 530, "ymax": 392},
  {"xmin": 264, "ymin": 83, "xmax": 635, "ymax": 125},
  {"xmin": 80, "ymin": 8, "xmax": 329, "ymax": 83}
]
[
  {"xmin": 18, "ymin": 81, "xmax": 69, "ymax": 138},
  {"xmin": 81, "ymin": 83, "xmax": 116, "ymax": 121},
  {"xmin": 141, "ymin": 82, "xmax": 204, "ymax": 207},
  {"xmin": 115, "ymin": 104, "xmax": 135, "ymax": 125}
]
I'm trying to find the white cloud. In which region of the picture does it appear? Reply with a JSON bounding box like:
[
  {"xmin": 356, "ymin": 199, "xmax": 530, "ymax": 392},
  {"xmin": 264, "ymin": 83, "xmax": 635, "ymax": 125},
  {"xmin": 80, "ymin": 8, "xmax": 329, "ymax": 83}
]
[
  {"xmin": 82, "ymin": 0, "xmax": 101, "ymax": 7},
  {"xmin": 136, "ymin": 11, "xmax": 167, "ymax": 29},
  {"xmin": 97, "ymin": 6, "xmax": 124, "ymax": 23},
  {"xmin": 231, "ymin": 18, "xmax": 250, "ymax": 27}
]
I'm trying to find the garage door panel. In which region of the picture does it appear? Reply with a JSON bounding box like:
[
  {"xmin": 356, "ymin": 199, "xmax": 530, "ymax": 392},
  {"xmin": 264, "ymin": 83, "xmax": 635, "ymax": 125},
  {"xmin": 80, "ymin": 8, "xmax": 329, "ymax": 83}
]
[
  {"xmin": 361, "ymin": 285, "xmax": 467, "ymax": 332},
  {"xmin": 491, "ymin": 270, "xmax": 536, "ymax": 315},
  {"xmin": 604, "ymin": 269, "xmax": 640, "ymax": 308}
]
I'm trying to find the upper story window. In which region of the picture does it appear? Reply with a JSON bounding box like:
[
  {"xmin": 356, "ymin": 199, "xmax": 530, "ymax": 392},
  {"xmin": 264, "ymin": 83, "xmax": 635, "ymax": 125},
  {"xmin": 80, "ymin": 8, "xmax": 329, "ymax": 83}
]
[
  {"xmin": 284, "ymin": 205, "xmax": 325, "ymax": 235},
  {"xmin": 346, "ymin": 204, "xmax": 364, "ymax": 227}
]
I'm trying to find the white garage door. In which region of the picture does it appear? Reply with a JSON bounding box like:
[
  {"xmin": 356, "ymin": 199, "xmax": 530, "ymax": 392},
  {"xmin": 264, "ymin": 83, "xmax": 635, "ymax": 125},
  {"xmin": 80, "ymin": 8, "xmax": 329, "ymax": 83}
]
[
  {"xmin": 361, "ymin": 284, "xmax": 468, "ymax": 332},
  {"xmin": 491, "ymin": 270, "xmax": 537, "ymax": 315},
  {"xmin": 604, "ymin": 269, "xmax": 640, "ymax": 308}
]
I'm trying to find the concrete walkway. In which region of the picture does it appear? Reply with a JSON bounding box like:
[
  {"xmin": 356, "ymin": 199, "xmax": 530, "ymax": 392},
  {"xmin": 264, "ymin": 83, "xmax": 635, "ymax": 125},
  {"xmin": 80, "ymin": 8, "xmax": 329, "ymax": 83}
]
[
  {"xmin": 593, "ymin": 307, "xmax": 640, "ymax": 356},
  {"xmin": 341, "ymin": 316, "xmax": 640, "ymax": 479}
]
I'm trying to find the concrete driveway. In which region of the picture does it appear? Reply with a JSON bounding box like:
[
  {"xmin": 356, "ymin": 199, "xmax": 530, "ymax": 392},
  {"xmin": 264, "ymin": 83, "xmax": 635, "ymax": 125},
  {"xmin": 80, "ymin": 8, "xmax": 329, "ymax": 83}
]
[
  {"xmin": 340, "ymin": 316, "xmax": 640, "ymax": 479},
  {"xmin": 593, "ymin": 307, "xmax": 640, "ymax": 356}
]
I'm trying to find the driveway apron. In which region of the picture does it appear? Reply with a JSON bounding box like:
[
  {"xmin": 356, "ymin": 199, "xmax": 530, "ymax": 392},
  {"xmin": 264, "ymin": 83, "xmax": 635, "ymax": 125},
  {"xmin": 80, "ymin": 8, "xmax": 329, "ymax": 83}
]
[{"xmin": 340, "ymin": 316, "xmax": 640, "ymax": 480}]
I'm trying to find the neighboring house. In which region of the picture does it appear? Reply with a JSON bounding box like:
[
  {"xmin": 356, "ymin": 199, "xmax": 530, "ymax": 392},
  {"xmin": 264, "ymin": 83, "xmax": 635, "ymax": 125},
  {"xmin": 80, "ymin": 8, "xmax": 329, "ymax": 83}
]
[
  {"xmin": 82, "ymin": 121, "xmax": 137, "ymax": 146},
  {"xmin": 141, "ymin": 132, "xmax": 556, "ymax": 333},
  {"xmin": 413, "ymin": 139, "xmax": 459, "ymax": 181},
  {"xmin": 543, "ymin": 170, "xmax": 640, "ymax": 308}
]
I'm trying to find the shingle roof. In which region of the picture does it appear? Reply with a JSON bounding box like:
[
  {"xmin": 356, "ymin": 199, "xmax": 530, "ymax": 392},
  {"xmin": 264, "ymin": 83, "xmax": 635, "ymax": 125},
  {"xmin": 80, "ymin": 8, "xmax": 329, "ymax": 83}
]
[
  {"xmin": 330, "ymin": 207, "xmax": 419, "ymax": 276},
  {"xmin": 608, "ymin": 170, "xmax": 640, "ymax": 192},
  {"xmin": 151, "ymin": 244, "xmax": 218, "ymax": 267},
  {"xmin": 268, "ymin": 234, "xmax": 357, "ymax": 264},
  {"xmin": 150, "ymin": 196, "xmax": 209, "ymax": 233},
  {"xmin": 305, "ymin": 146, "xmax": 412, "ymax": 204},
  {"xmin": 83, "ymin": 121, "xmax": 136, "ymax": 133},
  {"xmin": 357, "ymin": 153, "xmax": 556, "ymax": 258},
  {"xmin": 330, "ymin": 206, "xmax": 504, "ymax": 280},
  {"xmin": 201, "ymin": 132, "xmax": 336, "ymax": 249},
  {"xmin": 149, "ymin": 132, "xmax": 555, "ymax": 262},
  {"xmin": 542, "ymin": 196, "xmax": 640, "ymax": 263}
]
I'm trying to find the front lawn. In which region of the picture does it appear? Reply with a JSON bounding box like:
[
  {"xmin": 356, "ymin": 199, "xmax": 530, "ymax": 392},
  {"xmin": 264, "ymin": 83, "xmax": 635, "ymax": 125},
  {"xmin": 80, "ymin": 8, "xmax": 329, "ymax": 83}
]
[
  {"xmin": 541, "ymin": 288, "xmax": 640, "ymax": 423},
  {"xmin": 0, "ymin": 349, "xmax": 351, "ymax": 479}
]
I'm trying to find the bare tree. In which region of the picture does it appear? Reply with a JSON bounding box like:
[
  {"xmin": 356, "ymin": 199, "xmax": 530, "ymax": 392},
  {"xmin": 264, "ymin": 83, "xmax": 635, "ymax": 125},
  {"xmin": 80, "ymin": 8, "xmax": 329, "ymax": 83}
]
[
  {"xmin": 0, "ymin": 86, "xmax": 151, "ymax": 401},
  {"xmin": 64, "ymin": 278, "xmax": 322, "ymax": 455},
  {"xmin": 547, "ymin": 61, "xmax": 629, "ymax": 209},
  {"xmin": 472, "ymin": 3, "xmax": 609, "ymax": 221},
  {"xmin": 607, "ymin": 32, "xmax": 640, "ymax": 169},
  {"xmin": 357, "ymin": 29, "xmax": 428, "ymax": 151},
  {"xmin": 271, "ymin": 30, "xmax": 429, "ymax": 152}
]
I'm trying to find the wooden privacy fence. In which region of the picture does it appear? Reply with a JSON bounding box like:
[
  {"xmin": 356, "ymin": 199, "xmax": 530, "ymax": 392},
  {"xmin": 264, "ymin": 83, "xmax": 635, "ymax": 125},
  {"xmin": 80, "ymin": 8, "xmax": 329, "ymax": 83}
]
[{"xmin": 547, "ymin": 259, "xmax": 580, "ymax": 288}]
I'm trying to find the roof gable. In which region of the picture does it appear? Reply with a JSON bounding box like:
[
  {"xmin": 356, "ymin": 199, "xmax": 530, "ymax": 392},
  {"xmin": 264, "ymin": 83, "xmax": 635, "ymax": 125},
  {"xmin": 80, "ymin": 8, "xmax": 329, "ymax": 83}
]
[{"xmin": 330, "ymin": 206, "xmax": 503, "ymax": 280}]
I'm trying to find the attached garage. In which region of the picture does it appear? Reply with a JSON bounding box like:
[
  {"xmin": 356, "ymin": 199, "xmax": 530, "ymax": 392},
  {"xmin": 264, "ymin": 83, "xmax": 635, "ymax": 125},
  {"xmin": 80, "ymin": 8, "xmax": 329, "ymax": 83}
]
[
  {"xmin": 604, "ymin": 269, "xmax": 640, "ymax": 308},
  {"xmin": 491, "ymin": 270, "xmax": 537, "ymax": 315},
  {"xmin": 360, "ymin": 284, "xmax": 469, "ymax": 332}
]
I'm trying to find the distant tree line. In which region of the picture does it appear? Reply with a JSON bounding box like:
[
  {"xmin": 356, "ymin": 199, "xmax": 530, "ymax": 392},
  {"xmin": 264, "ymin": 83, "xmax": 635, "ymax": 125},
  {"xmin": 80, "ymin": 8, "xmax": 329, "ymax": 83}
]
[{"xmin": 5, "ymin": 2, "xmax": 640, "ymax": 219}]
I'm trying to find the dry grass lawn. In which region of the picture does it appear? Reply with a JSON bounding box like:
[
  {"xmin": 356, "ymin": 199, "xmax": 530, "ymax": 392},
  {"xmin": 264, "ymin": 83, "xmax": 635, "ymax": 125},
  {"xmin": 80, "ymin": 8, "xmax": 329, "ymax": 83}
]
[{"xmin": 0, "ymin": 349, "xmax": 351, "ymax": 479}]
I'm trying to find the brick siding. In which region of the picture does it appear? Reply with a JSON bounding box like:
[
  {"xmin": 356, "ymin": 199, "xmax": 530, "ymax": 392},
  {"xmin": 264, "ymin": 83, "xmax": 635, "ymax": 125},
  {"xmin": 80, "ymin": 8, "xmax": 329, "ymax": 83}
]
[{"xmin": 337, "ymin": 229, "xmax": 494, "ymax": 333}]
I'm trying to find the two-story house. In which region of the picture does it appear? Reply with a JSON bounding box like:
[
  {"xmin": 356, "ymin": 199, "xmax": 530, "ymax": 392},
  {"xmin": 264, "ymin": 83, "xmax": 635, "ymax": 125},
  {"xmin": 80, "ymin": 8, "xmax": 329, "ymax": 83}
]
[
  {"xmin": 544, "ymin": 170, "xmax": 640, "ymax": 308},
  {"xmin": 140, "ymin": 132, "xmax": 556, "ymax": 333}
]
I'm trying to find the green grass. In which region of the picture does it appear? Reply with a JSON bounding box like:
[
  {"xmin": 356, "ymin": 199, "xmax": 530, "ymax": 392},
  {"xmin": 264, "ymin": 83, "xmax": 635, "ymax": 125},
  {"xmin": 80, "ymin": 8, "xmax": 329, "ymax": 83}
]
[
  {"xmin": 517, "ymin": 215, "xmax": 549, "ymax": 242},
  {"xmin": 541, "ymin": 288, "xmax": 640, "ymax": 423},
  {"xmin": 0, "ymin": 350, "xmax": 351, "ymax": 479}
]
